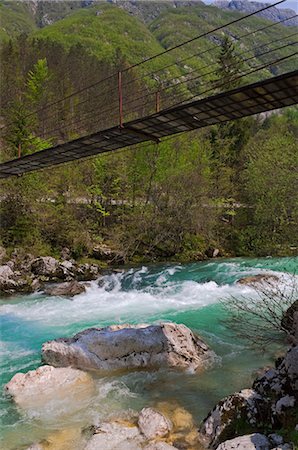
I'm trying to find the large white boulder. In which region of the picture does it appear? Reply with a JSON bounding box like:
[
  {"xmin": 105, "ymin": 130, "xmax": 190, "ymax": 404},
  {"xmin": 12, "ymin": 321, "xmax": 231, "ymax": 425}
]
[
  {"xmin": 5, "ymin": 365, "xmax": 95, "ymax": 419},
  {"xmin": 84, "ymin": 422, "xmax": 144, "ymax": 450},
  {"xmin": 42, "ymin": 322, "xmax": 215, "ymax": 372},
  {"xmin": 144, "ymin": 444, "xmax": 179, "ymax": 450},
  {"xmin": 215, "ymin": 433, "xmax": 270, "ymax": 449}
]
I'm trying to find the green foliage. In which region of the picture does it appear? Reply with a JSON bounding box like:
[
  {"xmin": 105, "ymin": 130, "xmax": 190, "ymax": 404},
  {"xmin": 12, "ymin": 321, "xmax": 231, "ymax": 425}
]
[
  {"xmin": 33, "ymin": 3, "xmax": 178, "ymax": 77},
  {"xmin": 0, "ymin": 3, "xmax": 297, "ymax": 261},
  {"xmin": 0, "ymin": 1, "xmax": 36, "ymax": 42},
  {"xmin": 26, "ymin": 57, "xmax": 51, "ymax": 105},
  {"xmin": 4, "ymin": 58, "xmax": 52, "ymax": 157},
  {"xmin": 215, "ymin": 36, "xmax": 244, "ymax": 90},
  {"xmin": 5, "ymin": 102, "xmax": 51, "ymax": 157},
  {"xmin": 232, "ymin": 112, "xmax": 298, "ymax": 255}
]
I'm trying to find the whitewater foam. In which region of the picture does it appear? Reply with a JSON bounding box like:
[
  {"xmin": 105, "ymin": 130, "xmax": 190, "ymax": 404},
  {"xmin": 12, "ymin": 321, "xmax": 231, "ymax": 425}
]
[
  {"xmin": 0, "ymin": 264, "xmax": 295, "ymax": 332},
  {"xmin": 0, "ymin": 257, "xmax": 296, "ymax": 450}
]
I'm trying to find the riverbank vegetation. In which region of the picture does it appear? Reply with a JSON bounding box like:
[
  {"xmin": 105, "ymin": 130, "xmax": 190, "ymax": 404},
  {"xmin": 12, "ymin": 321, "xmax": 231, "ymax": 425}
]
[
  {"xmin": 0, "ymin": 1, "xmax": 297, "ymax": 263},
  {"xmin": 1, "ymin": 107, "xmax": 297, "ymax": 263}
]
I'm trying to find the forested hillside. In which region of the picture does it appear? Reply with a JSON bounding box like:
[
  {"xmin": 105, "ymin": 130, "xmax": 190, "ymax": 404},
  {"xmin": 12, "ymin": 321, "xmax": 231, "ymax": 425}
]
[{"xmin": 0, "ymin": 0, "xmax": 297, "ymax": 263}]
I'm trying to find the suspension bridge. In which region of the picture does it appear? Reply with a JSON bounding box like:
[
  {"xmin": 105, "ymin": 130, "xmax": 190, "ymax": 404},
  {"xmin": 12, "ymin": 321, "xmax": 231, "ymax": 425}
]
[{"xmin": 0, "ymin": 0, "xmax": 297, "ymax": 179}]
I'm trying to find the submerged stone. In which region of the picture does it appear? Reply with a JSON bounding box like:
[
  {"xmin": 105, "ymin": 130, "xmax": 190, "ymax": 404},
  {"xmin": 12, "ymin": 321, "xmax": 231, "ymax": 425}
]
[
  {"xmin": 144, "ymin": 443, "xmax": 179, "ymax": 450},
  {"xmin": 26, "ymin": 428, "xmax": 86, "ymax": 450},
  {"xmin": 84, "ymin": 421, "xmax": 144, "ymax": 450},
  {"xmin": 138, "ymin": 407, "xmax": 172, "ymax": 439}
]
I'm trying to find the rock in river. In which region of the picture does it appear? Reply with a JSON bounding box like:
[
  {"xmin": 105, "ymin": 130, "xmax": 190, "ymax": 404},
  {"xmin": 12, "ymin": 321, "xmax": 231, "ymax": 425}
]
[
  {"xmin": 42, "ymin": 322, "xmax": 215, "ymax": 372},
  {"xmin": 138, "ymin": 407, "xmax": 172, "ymax": 439},
  {"xmin": 237, "ymin": 274, "xmax": 279, "ymax": 286},
  {"xmin": 84, "ymin": 421, "xmax": 144, "ymax": 450},
  {"xmin": 5, "ymin": 365, "xmax": 95, "ymax": 418},
  {"xmin": 44, "ymin": 280, "xmax": 86, "ymax": 297},
  {"xmin": 215, "ymin": 433, "xmax": 271, "ymax": 450}
]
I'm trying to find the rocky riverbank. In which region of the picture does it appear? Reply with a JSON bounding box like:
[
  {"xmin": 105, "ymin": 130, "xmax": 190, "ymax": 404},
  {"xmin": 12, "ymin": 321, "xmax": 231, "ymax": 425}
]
[
  {"xmin": 198, "ymin": 301, "xmax": 298, "ymax": 449},
  {"xmin": 5, "ymin": 322, "xmax": 214, "ymax": 450},
  {"xmin": 3, "ymin": 302, "xmax": 298, "ymax": 450},
  {"xmin": 0, "ymin": 244, "xmax": 223, "ymax": 297},
  {"xmin": 199, "ymin": 346, "xmax": 297, "ymax": 449},
  {"xmin": 0, "ymin": 248, "xmax": 103, "ymax": 296}
]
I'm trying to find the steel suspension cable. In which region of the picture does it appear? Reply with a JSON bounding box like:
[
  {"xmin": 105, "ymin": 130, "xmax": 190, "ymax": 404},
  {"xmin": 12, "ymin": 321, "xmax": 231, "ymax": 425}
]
[
  {"xmin": 27, "ymin": 43, "xmax": 297, "ymax": 144},
  {"xmin": 107, "ymin": 39, "xmax": 298, "ymax": 120},
  {"xmin": 167, "ymin": 51, "xmax": 297, "ymax": 110},
  {"xmin": 120, "ymin": 13, "xmax": 298, "ymax": 90},
  {"xmin": 0, "ymin": 0, "xmax": 287, "ymax": 132},
  {"xmin": 29, "ymin": 36, "xmax": 298, "ymax": 143},
  {"xmin": 117, "ymin": 33, "xmax": 298, "ymax": 113},
  {"xmin": 24, "ymin": 12, "xmax": 298, "ymax": 132}
]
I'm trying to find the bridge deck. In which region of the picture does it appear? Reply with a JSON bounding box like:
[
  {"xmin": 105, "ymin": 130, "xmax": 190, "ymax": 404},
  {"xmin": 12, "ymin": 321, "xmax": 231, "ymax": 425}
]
[{"xmin": 0, "ymin": 70, "xmax": 297, "ymax": 179}]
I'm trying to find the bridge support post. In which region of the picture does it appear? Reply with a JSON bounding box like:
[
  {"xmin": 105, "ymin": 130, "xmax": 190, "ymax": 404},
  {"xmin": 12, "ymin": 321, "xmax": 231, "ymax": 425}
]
[{"xmin": 118, "ymin": 71, "xmax": 123, "ymax": 128}]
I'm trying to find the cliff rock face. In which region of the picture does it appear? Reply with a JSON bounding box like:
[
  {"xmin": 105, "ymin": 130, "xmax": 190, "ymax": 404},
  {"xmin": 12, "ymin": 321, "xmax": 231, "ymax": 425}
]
[
  {"xmin": 199, "ymin": 345, "xmax": 298, "ymax": 448},
  {"xmin": 199, "ymin": 389, "xmax": 267, "ymax": 448},
  {"xmin": 281, "ymin": 300, "xmax": 298, "ymax": 345},
  {"xmin": 213, "ymin": 0, "xmax": 298, "ymax": 26},
  {"xmin": 108, "ymin": 0, "xmax": 204, "ymax": 23},
  {"xmin": 22, "ymin": 0, "xmax": 205, "ymax": 27},
  {"xmin": 42, "ymin": 322, "xmax": 215, "ymax": 372}
]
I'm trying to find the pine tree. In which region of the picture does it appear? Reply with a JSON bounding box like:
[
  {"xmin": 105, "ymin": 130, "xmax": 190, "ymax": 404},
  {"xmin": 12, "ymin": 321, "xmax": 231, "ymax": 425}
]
[
  {"xmin": 26, "ymin": 58, "xmax": 51, "ymax": 106},
  {"xmin": 215, "ymin": 35, "xmax": 244, "ymax": 90},
  {"xmin": 5, "ymin": 58, "xmax": 52, "ymax": 157}
]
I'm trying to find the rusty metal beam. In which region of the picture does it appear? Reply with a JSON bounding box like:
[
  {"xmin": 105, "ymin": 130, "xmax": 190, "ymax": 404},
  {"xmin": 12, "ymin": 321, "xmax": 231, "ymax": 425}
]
[{"xmin": 123, "ymin": 125, "xmax": 160, "ymax": 144}]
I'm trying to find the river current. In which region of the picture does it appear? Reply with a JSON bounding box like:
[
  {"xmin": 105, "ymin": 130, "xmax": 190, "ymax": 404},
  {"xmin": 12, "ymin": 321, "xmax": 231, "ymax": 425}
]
[{"xmin": 0, "ymin": 256, "xmax": 297, "ymax": 449}]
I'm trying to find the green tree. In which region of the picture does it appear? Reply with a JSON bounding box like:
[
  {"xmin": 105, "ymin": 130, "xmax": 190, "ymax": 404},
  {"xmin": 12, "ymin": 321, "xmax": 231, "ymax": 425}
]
[
  {"xmin": 238, "ymin": 114, "xmax": 298, "ymax": 255},
  {"xmin": 215, "ymin": 35, "xmax": 244, "ymax": 90},
  {"xmin": 26, "ymin": 57, "xmax": 52, "ymax": 137},
  {"xmin": 5, "ymin": 58, "xmax": 52, "ymax": 157},
  {"xmin": 6, "ymin": 101, "xmax": 50, "ymax": 157},
  {"xmin": 26, "ymin": 58, "xmax": 51, "ymax": 106}
]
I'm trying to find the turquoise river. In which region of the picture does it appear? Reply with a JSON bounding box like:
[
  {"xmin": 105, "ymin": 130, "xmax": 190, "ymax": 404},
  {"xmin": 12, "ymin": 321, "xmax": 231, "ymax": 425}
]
[{"xmin": 0, "ymin": 256, "xmax": 297, "ymax": 449}]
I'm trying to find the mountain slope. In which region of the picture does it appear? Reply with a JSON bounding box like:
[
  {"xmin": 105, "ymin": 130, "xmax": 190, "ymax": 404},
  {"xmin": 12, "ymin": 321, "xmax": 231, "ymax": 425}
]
[
  {"xmin": 31, "ymin": 1, "xmax": 297, "ymax": 78},
  {"xmin": 33, "ymin": 3, "xmax": 179, "ymax": 72},
  {"xmin": 0, "ymin": 1, "xmax": 36, "ymax": 41},
  {"xmin": 213, "ymin": 0, "xmax": 298, "ymax": 27},
  {"xmin": 150, "ymin": 3, "xmax": 297, "ymax": 78}
]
